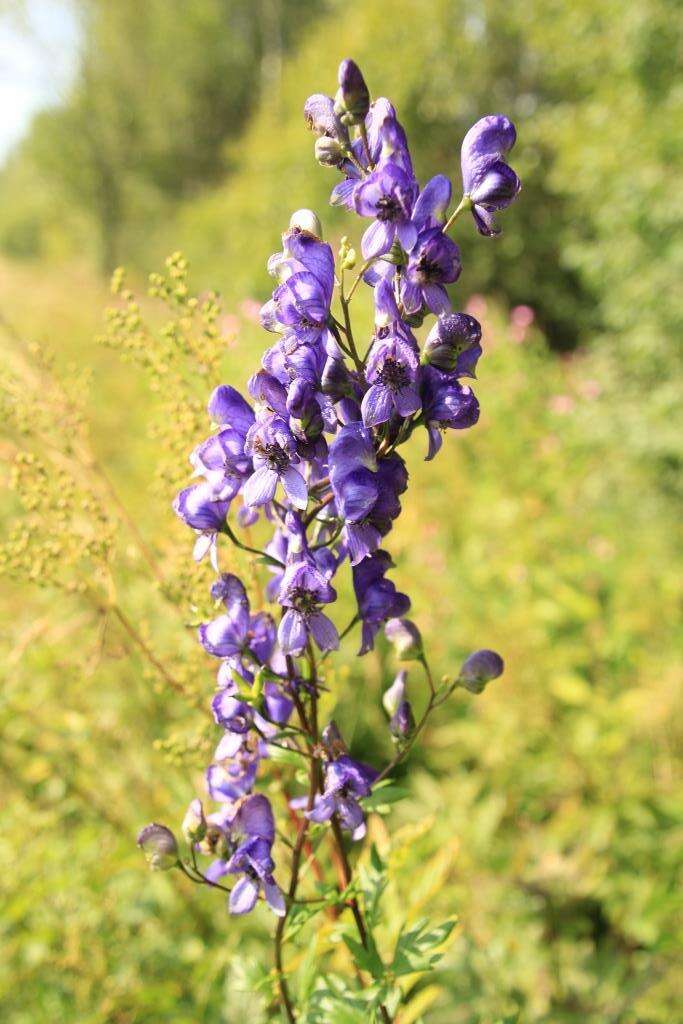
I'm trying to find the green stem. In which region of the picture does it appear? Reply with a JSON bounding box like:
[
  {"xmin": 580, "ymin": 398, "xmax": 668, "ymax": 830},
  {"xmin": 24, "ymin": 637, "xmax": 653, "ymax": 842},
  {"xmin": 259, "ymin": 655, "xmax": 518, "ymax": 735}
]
[{"xmin": 443, "ymin": 194, "xmax": 473, "ymax": 235}]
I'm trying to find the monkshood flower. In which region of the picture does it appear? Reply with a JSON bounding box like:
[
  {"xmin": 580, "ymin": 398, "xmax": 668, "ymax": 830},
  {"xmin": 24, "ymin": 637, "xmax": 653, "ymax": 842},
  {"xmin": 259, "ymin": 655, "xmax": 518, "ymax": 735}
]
[
  {"xmin": 243, "ymin": 415, "xmax": 308, "ymax": 510},
  {"xmin": 261, "ymin": 230, "xmax": 335, "ymax": 349},
  {"xmin": 422, "ymin": 312, "xmax": 482, "ymax": 377},
  {"xmin": 353, "ymin": 550, "xmax": 411, "ymax": 654},
  {"xmin": 278, "ymin": 557, "xmax": 339, "ymax": 655},
  {"xmin": 401, "ymin": 227, "xmax": 461, "ymax": 315},
  {"xmin": 362, "ymin": 332, "xmax": 421, "ymax": 427},
  {"xmin": 182, "ymin": 799, "xmax": 207, "ymax": 843},
  {"xmin": 204, "ymin": 794, "xmax": 285, "ymax": 917},
  {"xmin": 173, "ymin": 482, "xmax": 229, "ymax": 569},
  {"xmin": 457, "ymin": 648, "xmax": 504, "ymax": 693},
  {"xmin": 207, "ymin": 732, "xmax": 266, "ymax": 802},
  {"xmin": 137, "ymin": 824, "xmax": 178, "ymax": 871},
  {"xmin": 307, "ymin": 754, "xmax": 378, "ymax": 840},
  {"xmin": 461, "ymin": 115, "xmax": 521, "ymax": 236},
  {"xmin": 383, "ymin": 671, "xmax": 416, "ymax": 741},
  {"xmin": 354, "ymin": 162, "xmax": 418, "ymax": 259},
  {"xmin": 420, "ymin": 369, "xmax": 480, "ymax": 460}
]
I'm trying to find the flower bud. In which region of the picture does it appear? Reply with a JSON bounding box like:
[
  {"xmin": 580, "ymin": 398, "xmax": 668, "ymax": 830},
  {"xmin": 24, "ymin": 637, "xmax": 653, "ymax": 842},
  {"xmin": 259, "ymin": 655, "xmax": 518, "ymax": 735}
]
[
  {"xmin": 422, "ymin": 313, "xmax": 482, "ymax": 372},
  {"xmin": 303, "ymin": 93, "xmax": 349, "ymax": 144},
  {"xmin": 382, "ymin": 669, "xmax": 407, "ymax": 717},
  {"xmin": 289, "ymin": 208, "xmax": 323, "ymax": 238},
  {"xmin": 315, "ymin": 136, "xmax": 345, "ymax": 167},
  {"xmin": 390, "ymin": 700, "xmax": 415, "ymax": 741},
  {"xmin": 385, "ymin": 618, "xmax": 423, "ymax": 661},
  {"xmin": 181, "ymin": 799, "xmax": 206, "ymax": 844},
  {"xmin": 457, "ymin": 649, "xmax": 504, "ymax": 694},
  {"xmin": 137, "ymin": 823, "xmax": 178, "ymax": 870},
  {"xmin": 334, "ymin": 59, "xmax": 370, "ymax": 125},
  {"xmin": 322, "ymin": 719, "xmax": 348, "ymax": 758}
]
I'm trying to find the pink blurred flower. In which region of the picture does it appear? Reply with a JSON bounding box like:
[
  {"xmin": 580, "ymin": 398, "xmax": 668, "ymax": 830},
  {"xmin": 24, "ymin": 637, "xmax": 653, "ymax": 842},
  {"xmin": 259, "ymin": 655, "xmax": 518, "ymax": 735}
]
[
  {"xmin": 219, "ymin": 314, "xmax": 240, "ymax": 339},
  {"xmin": 509, "ymin": 303, "xmax": 535, "ymax": 344},
  {"xmin": 548, "ymin": 394, "xmax": 575, "ymax": 415},
  {"xmin": 578, "ymin": 379, "xmax": 602, "ymax": 400},
  {"xmin": 465, "ymin": 294, "xmax": 488, "ymax": 318},
  {"xmin": 240, "ymin": 298, "xmax": 262, "ymax": 323}
]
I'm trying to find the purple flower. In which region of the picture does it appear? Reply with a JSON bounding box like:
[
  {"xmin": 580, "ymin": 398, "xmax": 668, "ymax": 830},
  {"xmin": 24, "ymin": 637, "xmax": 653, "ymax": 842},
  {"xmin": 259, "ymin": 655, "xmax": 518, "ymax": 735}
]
[
  {"xmin": 243, "ymin": 415, "xmax": 308, "ymax": 510},
  {"xmin": 277, "ymin": 559, "xmax": 339, "ymax": 655},
  {"xmin": 422, "ymin": 313, "xmax": 482, "ymax": 376},
  {"xmin": 173, "ymin": 482, "xmax": 229, "ymax": 569},
  {"xmin": 385, "ymin": 617, "xmax": 423, "ymax": 660},
  {"xmin": 306, "ymin": 754, "xmax": 378, "ymax": 840},
  {"xmin": 401, "ymin": 227, "xmax": 461, "ymax": 315},
  {"xmin": 362, "ymin": 334, "xmax": 421, "ymax": 427},
  {"xmin": 207, "ymin": 732, "xmax": 265, "ymax": 801},
  {"xmin": 204, "ymin": 794, "xmax": 285, "ymax": 917},
  {"xmin": 329, "ymin": 97, "xmax": 413, "ymax": 210},
  {"xmin": 262, "ymin": 230, "xmax": 335, "ymax": 349},
  {"xmin": 355, "ymin": 163, "xmax": 418, "ymax": 259},
  {"xmin": 461, "ymin": 115, "xmax": 521, "ymax": 236},
  {"xmin": 420, "ymin": 368, "xmax": 480, "ymax": 460},
  {"xmin": 198, "ymin": 574, "xmax": 250, "ymax": 658},
  {"xmin": 352, "ymin": 550, "xmax": 410, "ymax": 654}
]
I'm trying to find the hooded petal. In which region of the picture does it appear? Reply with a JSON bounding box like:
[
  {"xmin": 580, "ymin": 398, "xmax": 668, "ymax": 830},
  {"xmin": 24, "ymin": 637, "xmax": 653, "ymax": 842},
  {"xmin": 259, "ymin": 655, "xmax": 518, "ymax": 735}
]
[
  {"xmin": 461, "ymin": 114, "xmax": 517, "ymax": 194},
  {"xmin": 207, "ymin": 385, "xmax": 255, "ymax": 435}
]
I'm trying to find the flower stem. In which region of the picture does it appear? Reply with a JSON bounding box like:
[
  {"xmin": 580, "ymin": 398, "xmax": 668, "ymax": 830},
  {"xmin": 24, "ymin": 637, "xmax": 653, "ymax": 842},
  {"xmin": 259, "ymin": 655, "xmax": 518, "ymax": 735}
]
[{"xmin": 443, "ymin": 194, "xmax": 473, "ymax": 235}]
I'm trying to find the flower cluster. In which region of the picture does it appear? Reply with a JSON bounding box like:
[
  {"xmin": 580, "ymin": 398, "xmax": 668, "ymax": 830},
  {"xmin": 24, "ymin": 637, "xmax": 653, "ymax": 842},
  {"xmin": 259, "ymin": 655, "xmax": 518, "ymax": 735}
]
[{"xmin": 140, "ymin": 60, "xmax": 513, "ymax": 1005}]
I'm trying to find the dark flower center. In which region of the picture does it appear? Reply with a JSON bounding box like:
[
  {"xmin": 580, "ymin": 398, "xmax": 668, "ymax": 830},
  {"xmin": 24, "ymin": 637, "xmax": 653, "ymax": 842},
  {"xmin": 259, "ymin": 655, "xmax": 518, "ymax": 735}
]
[
  {"xmin": 378, "ymin": 357, "xmax": 410, "ymax": 392},
  {"xmin": 289, "ymin": 586, "xmax": 319, "ymax": 615},
  {"xmin": 376, "ymin": 194, "xmax": 400, "ymax": 222},
  {"xmin": 254, "ymin": 439, "xmax": 290, "ymax": 472},
  {"xmin": 416, "ymin": 253, "xmax": 441, "ymax": 282}
]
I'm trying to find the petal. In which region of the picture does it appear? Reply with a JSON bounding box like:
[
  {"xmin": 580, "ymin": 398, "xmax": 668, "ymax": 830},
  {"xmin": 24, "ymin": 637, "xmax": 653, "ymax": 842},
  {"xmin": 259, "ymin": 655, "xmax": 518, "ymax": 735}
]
[
  {"xmin": 205, "ymin": 859, "xmax": 230, "ymax": 883},
  {"xmin": 309, "ymin": 612, "xmax": 339, "ymax": 652},
  {"xmin": 412, "ymin": 174, "xmax": 452, "ymax": 230},
  {"xmin": 361, "ymin": 385, "xmax": 394, "ymax": 427},
  {"xmin": 330, "ymin": 178, "xmax": 359, "ymax": 208},
  {"xmin": 207, "ymin": 385, "xmax": 255, "ymax": 434},
  {"xmin": 305, "ymin": 793, "xmax": 337, "ymax": 823},
  {"xmin": 361, "ymin": 220, "xmax": 395, "ymax": 259},
  {"xmin": 396, "ymin": 220, "xmax": 418, "ymax": 252},
  {"xmin": 461, "ymin": 115, "xmax": 517, "ymax": 194},
  {"xmin": 425, "ymin": 424, "xmax": 443, "ymax": 461},
  {"xmin": 229, "ymin": 875, "xmax": 259, "ymax": 915},
  {"xmin": 422, "ymin": 283, "xmax": 451, "ymax": 315},
  {"xmin": 237, "ymin": 794, "xmax": 275, "ymax": 841},
  {"xmin": 280, "ymin": 466, "xmax": 308, "ymax": 510},
  {"xmin": 277, "ymin": 608, "xmax": 307, "ymax": 655},
  {"xmin": 263, "ymin": 879, "xmax": 286, "ymax": 917},
  {"xmin": 393, "ymin": 385, "xmax": 422, "ymax": 418},
  {"xmin": 242, "ymin": 466, "xmax": 278, "ymax": 507}
]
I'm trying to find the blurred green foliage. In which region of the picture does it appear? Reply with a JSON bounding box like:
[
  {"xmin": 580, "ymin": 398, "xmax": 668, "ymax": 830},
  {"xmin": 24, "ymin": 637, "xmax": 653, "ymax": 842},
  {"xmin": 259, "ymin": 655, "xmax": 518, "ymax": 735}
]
[{"xmin": 0, "ymin": 0, "xmax": 681, "ymax": 1020}]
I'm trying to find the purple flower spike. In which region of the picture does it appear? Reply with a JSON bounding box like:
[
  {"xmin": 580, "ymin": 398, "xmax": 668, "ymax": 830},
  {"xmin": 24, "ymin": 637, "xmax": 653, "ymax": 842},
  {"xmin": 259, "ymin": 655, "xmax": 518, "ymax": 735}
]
[{"xmin": 461, "ymin": 115, "xmax": 521, "ymax": 236}]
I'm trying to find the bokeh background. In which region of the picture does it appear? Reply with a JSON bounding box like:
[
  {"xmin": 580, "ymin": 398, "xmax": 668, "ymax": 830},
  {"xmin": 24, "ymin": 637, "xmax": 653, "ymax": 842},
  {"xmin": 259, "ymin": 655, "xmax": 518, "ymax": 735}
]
[{"xmin": 1, "ymin": 1, "xmax": 681, "ymax": 1022}]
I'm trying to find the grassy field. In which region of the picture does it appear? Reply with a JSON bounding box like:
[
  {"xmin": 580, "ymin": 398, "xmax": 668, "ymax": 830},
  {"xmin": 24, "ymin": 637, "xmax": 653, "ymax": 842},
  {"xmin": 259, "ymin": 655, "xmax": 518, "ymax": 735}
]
[{"xmin": 1, "ymin": 244, "xmax": 681, "ymax": 1023}]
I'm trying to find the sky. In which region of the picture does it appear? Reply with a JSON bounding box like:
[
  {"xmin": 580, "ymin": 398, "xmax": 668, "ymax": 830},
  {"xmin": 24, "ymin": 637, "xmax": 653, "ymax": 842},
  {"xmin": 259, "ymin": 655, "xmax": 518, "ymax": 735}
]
[{"xmin": 0, "ymin": 0, "xmax": 79, "ymax": 163}]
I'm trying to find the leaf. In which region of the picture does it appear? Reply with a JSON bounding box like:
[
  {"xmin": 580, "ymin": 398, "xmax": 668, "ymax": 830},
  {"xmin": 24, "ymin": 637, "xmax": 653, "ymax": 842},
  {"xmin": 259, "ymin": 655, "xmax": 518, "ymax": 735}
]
[
  {"xmin": 362, "ymin": 785, "xmax": 410, "ymax": 811},
  {"xmin": 360, "ymin": 844, "xmax": 388, "ymax": 929},
  {"xmin": 390, "ymin": 918, "xmax": 457, "ymax": 977},
  {"xmin": 341, "ymin": 931, "xmax": 385, "ymax": 981}
]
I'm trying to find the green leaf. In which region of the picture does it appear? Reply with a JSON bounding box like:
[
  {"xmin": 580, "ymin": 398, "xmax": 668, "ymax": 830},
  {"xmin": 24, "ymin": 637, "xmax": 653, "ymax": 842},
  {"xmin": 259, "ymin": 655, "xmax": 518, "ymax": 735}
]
[
  {"xmin": 390, "ymin": 918, "xmax": 457, "ymax": 977},
  {"xmin": 341, "ymin": 931, "xmax": 385, "ymax": 981}
]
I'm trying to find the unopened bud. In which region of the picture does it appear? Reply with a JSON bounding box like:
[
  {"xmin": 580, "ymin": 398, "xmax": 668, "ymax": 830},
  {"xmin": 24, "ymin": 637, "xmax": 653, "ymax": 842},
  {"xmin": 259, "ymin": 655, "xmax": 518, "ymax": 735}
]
[
  {"xmin": 289, "ymin": 208, "xmax": 323, "ymax": 238},
  {"xmin": 385, "ymin": 618, "xmax": 423, "ymax": 661},
  {"xmin": 383, "ymin": 669, "xmax": 407, "ymax": 717},
  {"xmin": 251, "ymin": 666, "xmax": 266, "ymax": 701},
  {"xmin": 390, "ymin": 700, "xmax": 415, "ymax": 741},
  {"xmin": 334, "ymin": 59, "xmax": 370, "ymax": 125},
  {"xmin": 322, "ymin": 720, "xmax": 348, "ymax": 758},
  {"xmin": 137, "ymin": 823, "xmax": 178, "ymax": 870},
  {"xmin": 457, "ymin": 649, "xmax": 504, "ymax": 694},
  {"xmin": 181, "ymin": 799, "xmax": 206, "ymax": 844},
  {"xmin": 315, "ymin": 136, "xmax": 345, "ymax": 168}
]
